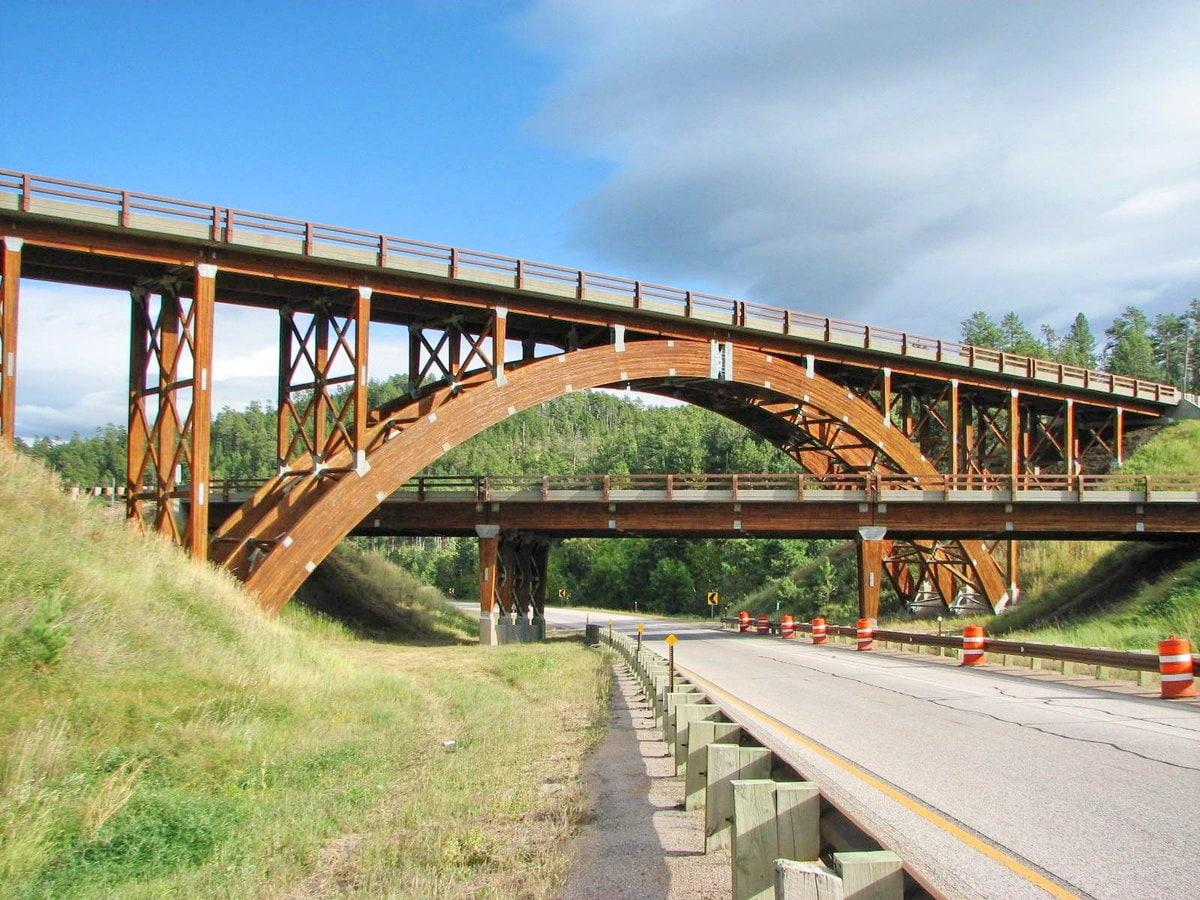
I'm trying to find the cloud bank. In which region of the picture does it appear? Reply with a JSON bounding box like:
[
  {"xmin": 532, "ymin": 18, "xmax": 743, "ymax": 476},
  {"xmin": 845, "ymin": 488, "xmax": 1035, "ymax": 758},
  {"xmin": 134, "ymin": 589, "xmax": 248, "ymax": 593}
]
[{"xmin": 522, "ymin": 0, "xmax": 1200, "ymax": 337}]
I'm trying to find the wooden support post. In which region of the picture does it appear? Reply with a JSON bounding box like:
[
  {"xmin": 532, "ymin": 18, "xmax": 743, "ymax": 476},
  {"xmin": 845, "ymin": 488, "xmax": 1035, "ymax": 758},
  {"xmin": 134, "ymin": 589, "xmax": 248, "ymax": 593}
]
[
  {"xmin": 881, "ymin": 367, "xmax": 891, "ymax": 428},
  {"xmin": 662, "ymin": 687, "xmax": 701, "ymax": 748},
  {"xmin": 857, "ymin": 526, "xmax": 886, "ymax": 620},
  {"xmin": 407, "ymin": 325, "xmax": 423, "ymax": 393},
  {"xmin": 706, "ymin": 744, "xmax": 772, "ymax": 853},
  {"xmin": 832, "ymin": 851, "xmax": 904, "ymax": 899},
  {"xmin": 351, "ymin": 287, "xmax": 371, "ymax": 471},
  {"xmin": 777, "ymin": 782, "xmax": 821, "ymax": 862},
  {"xmin": 775, "ymin": 860, "xmax": 844, "ymax": 899},
  {"xmin": 732, "ymin": 780, "xmax": 823, "ymax": 900},
  {"xmin": 686, "ymin": 721, "xmax": 741, "ymax": 810},
  {"xmin": 476, "ymin": 525, "xmax": 500, "ymax": 645},
  {"xmin": 0, "ymin": 237, "xmax": 21, "ymax": 447},
  {"xmin": 1064, "ymin": 398, "xmax": 1076, "ymax": 475},
  {"xmin": 1008, "ymin": 389, "xmax": 1021, "ymax": 477},
  {"xmin": 1007, "ymin": 540, "xmax": 1019, "ymax": 606},
  {"xmin": 493, "ymin": 306, "xmax": 508, "ymax": 385},
  {"xmin": 949, "ymin": 379, "xmax": 960, "ymax": 475},
  {"xmin": 673, "ymin": 703, "xmax": 722, "ymax": 776},
  {"xmin": 1115, "ymin": 406, "xmax": 1124, "ymax": 467},
  {"xmin": 187, "ymin": 264, "xmax": 216, "ymax": 559},
  {"xmin": 732, "ymin": 779, "xmax": 778, "ymax": 900}
]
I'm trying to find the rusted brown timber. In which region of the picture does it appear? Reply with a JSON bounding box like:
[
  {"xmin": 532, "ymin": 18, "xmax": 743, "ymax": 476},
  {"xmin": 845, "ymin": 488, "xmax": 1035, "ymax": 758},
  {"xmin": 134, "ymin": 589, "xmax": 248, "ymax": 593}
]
[{"xmin": 0, "ymin": 236, "xmax": 20, "ymax": 446}]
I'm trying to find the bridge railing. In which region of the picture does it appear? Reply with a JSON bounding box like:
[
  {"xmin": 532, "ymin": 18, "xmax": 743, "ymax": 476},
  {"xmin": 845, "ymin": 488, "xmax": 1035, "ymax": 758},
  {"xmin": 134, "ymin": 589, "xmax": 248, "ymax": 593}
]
[
  {"xmin": 0, "ymin": 169, "xmax": 1183, "ymax": 407},
  {"xmin": 92, "ymin": 471, "xmax": 1200, "ymax": 503}
]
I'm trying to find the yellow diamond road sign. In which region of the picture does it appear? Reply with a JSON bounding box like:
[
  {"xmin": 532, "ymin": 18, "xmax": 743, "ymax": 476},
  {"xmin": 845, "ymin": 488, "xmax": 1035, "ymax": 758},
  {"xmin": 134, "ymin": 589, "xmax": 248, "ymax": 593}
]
[
  {"xmin": 665, "ymin": 634, "xmax": 678, "ymax": 645},
  {"xmin": 637, "ymin": 624, "xmax": 645, "ymax": 633}
]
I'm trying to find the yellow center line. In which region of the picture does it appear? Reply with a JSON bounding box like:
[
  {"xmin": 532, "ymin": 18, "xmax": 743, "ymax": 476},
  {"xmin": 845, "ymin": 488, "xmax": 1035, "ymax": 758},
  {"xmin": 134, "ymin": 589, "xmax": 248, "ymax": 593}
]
[{"xmin": 678, "ymin": 664, "xmax": 1078, "ymax": 900}]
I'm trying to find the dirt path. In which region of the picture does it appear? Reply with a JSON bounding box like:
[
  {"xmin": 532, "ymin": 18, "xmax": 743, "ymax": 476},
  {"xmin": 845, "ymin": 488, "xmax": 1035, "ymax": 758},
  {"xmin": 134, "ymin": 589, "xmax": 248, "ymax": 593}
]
[{"xmin": 562, "ymin": 665, "xmax": 731, "ymax": 899}]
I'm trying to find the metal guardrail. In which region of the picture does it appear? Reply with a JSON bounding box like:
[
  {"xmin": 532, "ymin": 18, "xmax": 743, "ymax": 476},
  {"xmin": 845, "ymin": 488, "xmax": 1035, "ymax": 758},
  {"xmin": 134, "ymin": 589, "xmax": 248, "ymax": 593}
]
[
  {"xmin": 0, "ymin": 168, "xmax": 1183, "ymax": 406},
  {"xmin": 719, "ymin": 617, "xmax": 1200, "ymax": 671}
]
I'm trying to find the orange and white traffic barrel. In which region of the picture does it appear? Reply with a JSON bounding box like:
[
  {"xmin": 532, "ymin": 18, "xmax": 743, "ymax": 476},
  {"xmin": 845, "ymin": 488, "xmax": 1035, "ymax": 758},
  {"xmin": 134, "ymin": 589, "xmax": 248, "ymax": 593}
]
[
  {"xmin": 1159, "ymin": 636, "xmax": 1197, "ymax": 699},
  {"xmin": 757, "ymin": 614, "xmax": 770, "ymax": 635},
  {"xmin": 856, "ymin": 617, "xmax": 874, "ymax": 651},
  {"xmin": 781, "ymin": 615, "xmax": 795, "ymax": 639},
  {"xmin": 960, "ymin": 624, "xmax": 986, "ymax": 666},
  {"xmin": 738, "ymin": 610, "xmax": 751, "ymax": 633},
  {"xmin": 812, "ymin": 617, "xmax": 827, "ymax": 644}
]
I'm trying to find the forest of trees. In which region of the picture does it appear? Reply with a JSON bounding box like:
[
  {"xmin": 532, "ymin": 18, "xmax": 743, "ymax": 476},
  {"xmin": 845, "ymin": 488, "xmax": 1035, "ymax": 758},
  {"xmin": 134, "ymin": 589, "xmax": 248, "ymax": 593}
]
[{"xmin": 959, "ymin": 299, "xmax": 1200, "ymax": 390}]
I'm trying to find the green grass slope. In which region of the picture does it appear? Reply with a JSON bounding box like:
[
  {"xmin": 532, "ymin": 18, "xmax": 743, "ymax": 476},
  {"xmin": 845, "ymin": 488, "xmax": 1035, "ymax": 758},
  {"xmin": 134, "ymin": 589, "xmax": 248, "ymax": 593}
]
[
  {"xmin": 989, "ymin": 420, "xmax": 1200, "ymax": 648},
  {"xmin": 0, "ymin": 449, "xmax": 609, "ymax": 897}
]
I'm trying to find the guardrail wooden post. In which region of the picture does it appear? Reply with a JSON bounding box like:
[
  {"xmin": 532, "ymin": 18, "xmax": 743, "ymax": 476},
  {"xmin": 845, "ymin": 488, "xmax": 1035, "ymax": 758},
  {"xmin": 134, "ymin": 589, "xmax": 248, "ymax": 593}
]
[
  {"xmin": 706, "ymin": 744, "xmax": 772, "ymax": 852},
  {"xmin": 673, "ymin": 703, "xmax": 722, "ymax": 775},
  {"xmin": 833, "ymin": 850, "xmax": 903, "ymax": 898},
  {"xmin": 686, "ymin": 721, "xmax": 741, "ymax": 810},
  {"xmin": 664, "ymin": 687, "xmax": 700, "ymax": 744},
  {"xmin": 731, "ymin": 780, "xmax": 822, "ymax": 900},
  {"xmin": 732, "ymin": 779, "xmax": 777, "ymax": 900}
]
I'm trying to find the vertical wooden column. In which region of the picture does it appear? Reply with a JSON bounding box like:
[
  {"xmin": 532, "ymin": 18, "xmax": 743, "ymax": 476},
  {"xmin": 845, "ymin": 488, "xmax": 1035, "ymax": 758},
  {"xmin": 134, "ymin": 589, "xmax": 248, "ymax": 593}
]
[
  {"xmin": 857, "ymin": 526, "xmax": 887, "ymax": 620},
  {"xmin": 1007, "ymin": 540, "xmax": 1020, "ymax": 606},
  {"xmin": 407, "ymin": 325, "xmax": 423, "ymax": 394},
  {"xmin": 0, "ymin": 237, "xmax": 21, "ymax": 447},
  {"xmin": 351, "ymin": 287, "xmax": 371, "ymax": 472},
  {"xmin": 1064, "ymin": 399, "xmax": 1076, "ymax": 475},
  {"xmin": 476, "ymin": 525, "xmax": 500, "ymax": 646},
  {"xmin": 1008, "ymin": 389, "xmax": 1021, "ymax": 478},
  {"xmin": 1114, "ymin": 406, "xmax": 1124, "ymax": 466},
  {"xmin": 949, "ymin": 380, "xmax": 960, "ymax": 476},
  {"xmin": 493, "ymin": 306, "xmax": 508, "ymax": 385},
  {"xmin": 187, "ymin": 264, "xmax": 216, "ymax": 559}
]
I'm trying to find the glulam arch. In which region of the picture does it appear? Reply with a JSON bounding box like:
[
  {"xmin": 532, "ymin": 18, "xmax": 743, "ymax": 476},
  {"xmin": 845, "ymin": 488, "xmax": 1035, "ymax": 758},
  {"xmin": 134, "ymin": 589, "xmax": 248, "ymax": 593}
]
[{"xmin": 211, "ymin": 340, "xmax": 1004, "ymax": 613}]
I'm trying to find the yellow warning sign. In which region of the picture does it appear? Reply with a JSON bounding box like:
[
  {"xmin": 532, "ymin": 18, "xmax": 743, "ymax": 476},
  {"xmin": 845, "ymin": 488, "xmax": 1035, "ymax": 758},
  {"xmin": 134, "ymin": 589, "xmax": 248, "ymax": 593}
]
[{"xmin": 665, "ymin": 634, "xmax": 678, "ymax": 645}]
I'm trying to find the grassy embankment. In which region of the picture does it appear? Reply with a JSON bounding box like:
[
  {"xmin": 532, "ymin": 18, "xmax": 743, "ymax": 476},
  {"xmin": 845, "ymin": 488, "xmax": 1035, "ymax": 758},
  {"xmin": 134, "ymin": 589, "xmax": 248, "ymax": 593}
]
[
  {"xmin": 985, "ymin": 419, "xmax": 1200, "ymax": 649},
  {"xmin": 0, "ymin": 448, "xmax": 611, "ymax": 898}
]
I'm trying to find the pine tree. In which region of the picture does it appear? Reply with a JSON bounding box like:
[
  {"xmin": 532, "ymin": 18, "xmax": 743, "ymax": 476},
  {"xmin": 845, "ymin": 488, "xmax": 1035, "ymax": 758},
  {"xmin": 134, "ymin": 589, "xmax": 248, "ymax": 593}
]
[
  {"xmin": 1105, "ymin": 307, "xmax": 1162, "ymax": 380},
  {"xmin": 960, "ymin": 311, "xmax": 1005, "ymax": 349}
]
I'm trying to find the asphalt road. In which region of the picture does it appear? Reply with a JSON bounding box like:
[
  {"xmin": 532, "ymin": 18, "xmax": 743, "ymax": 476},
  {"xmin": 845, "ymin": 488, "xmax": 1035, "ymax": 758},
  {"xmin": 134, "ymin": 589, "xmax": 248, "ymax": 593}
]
[{"xmin": 534, "ymin": 606, "xmax": 1200, "ymax": 900}]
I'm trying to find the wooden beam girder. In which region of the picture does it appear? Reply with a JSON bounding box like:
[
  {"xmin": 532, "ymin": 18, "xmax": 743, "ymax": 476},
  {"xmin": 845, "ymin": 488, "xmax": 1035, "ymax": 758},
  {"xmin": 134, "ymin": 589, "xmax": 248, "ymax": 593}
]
[{"xmin": 0, "ymin": 237, "xmax": 21, "ymax": 446}]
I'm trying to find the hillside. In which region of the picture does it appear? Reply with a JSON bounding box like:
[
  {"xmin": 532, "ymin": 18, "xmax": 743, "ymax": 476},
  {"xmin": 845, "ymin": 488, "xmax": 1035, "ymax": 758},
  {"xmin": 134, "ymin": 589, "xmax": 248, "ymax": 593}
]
[
  {"xmin": 0, "ymin": 448, "xmax": 610, "ymax": 896},
  {"xmin": 981, "ymin": 421, "xmax": 1200, "ymax": 647}
]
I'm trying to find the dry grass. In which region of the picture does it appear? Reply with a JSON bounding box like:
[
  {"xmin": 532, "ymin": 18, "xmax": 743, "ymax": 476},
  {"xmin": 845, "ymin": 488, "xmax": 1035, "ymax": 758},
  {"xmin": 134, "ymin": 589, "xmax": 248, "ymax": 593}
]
[{"xmin": 0, "ymin": 449, "xmax": 612, "ymax": 897}]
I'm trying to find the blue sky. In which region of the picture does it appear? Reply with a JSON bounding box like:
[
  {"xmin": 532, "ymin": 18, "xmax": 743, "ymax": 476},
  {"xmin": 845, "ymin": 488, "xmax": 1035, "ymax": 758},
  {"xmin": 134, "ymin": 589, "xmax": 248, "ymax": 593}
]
[{"xmin": 4, "ymin": 1, "xmax": 1200, "ymax": 437}]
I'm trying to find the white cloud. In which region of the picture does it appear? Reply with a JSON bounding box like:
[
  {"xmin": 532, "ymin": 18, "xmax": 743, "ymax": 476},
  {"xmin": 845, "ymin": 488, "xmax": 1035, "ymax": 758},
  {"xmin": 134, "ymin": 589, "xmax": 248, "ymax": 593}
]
[{"xmin": 521, "ymin": 0, "xmax": 1200, "ymax": 339}]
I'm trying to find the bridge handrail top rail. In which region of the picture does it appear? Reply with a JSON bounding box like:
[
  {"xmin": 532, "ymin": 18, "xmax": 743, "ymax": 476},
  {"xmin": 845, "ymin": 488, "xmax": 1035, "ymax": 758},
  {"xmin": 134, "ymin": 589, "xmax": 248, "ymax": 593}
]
[{"xmin": 1, "ymin": 168, "xmax": 1181, "ymax": 407}]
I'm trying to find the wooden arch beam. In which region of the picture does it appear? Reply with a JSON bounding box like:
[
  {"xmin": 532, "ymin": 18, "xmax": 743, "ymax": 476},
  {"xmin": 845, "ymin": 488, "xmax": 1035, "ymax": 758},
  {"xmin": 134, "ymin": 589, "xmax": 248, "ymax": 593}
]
[{"xmin": 213, "ymin": 340, "xmax": 1004, "ymax": 613}]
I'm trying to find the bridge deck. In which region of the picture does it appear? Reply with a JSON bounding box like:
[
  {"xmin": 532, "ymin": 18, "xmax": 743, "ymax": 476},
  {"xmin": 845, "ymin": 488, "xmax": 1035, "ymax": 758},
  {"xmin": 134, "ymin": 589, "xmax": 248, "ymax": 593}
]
[
  {"xmin": 197, "ymin": 472, "xmax": 1200, "ymax": 541},
  {"xmin": 0, "ymin": 169, "xmax": 1185, "ymax": 411}
]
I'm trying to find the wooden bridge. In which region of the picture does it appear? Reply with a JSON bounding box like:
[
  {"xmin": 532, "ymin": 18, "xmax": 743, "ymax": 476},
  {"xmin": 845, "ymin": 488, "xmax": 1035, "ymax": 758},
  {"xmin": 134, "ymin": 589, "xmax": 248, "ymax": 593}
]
[{"xmin": 2, "ymin": 170, "xmax": 1195, "ymax": 639}]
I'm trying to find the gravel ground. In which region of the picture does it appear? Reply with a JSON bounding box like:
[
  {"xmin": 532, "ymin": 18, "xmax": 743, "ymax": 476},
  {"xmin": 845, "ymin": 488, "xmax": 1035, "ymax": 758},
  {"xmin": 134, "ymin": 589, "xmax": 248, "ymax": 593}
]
[{"xmin": 562, "ymin": 665, "xmax": 731, "ymax": 899}]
